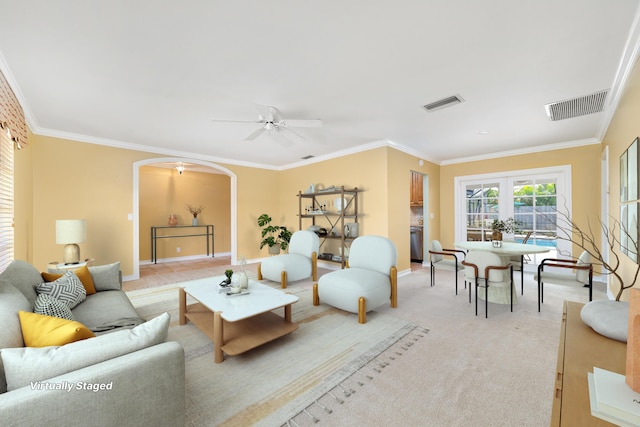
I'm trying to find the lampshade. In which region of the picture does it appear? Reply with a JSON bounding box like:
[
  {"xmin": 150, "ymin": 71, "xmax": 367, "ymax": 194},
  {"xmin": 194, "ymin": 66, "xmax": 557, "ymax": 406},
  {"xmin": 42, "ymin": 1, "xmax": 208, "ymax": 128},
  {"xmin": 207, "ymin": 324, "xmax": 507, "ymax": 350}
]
[
  {"xmin": 56, "ymin": 220, "xmax": 86, "ymax": 264},
  {"xmin": 56, "ymin": 220, "xmax": 87, "ymax": 244}
]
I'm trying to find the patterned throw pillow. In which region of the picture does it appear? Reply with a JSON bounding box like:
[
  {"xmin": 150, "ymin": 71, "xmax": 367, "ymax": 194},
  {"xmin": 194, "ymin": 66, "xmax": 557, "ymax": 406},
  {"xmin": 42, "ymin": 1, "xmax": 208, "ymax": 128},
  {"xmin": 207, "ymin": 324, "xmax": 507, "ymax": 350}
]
[
  {"xmin": 33, "ymin": 294, "xmax": 75, "ymax": 320},
  {"xmin": 36, "ymin": 271, "xmax": 86, "ymax": 309}
]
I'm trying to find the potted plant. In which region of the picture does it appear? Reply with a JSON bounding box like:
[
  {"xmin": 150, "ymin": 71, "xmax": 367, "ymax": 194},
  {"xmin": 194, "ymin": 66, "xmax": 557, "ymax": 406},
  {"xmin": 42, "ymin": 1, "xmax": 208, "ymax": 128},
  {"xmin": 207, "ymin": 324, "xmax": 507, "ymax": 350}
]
[
  {"xmin": 186, "ymin": 204, "xmax": 205, "ymax": 225},
  {"xmin": 490, "ymin": 217, "xmax": 517, "ymax": 241},
  {"xmin": 258, "ymin": 214, "xmax": 292, "ymax": 255}
]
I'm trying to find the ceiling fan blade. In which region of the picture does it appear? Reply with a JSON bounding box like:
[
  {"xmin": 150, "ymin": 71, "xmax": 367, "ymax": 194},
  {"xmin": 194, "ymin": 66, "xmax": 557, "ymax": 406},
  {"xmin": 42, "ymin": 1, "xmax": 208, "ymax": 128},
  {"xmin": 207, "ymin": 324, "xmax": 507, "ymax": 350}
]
[
  {"xmin": 284, "ymin": 119, "xmax": 323, "ymax": 128},
  {"xmin": 244, "ymin": 127, "xmax": 266, "ymax": 141},
  {"xmin": 279, "ymin": 126, "xmax": 306, "ymax": 140},
  {"xmin": 271, "ymin": 129, "xmax": 294, "ymax": 147},
  {"xmin": 211, "ymin": 119, "xmax": 261, "ymax": 124},
  {"xmin": 254, "ymin": 104, "xmax": 277, "ymax": 122}
]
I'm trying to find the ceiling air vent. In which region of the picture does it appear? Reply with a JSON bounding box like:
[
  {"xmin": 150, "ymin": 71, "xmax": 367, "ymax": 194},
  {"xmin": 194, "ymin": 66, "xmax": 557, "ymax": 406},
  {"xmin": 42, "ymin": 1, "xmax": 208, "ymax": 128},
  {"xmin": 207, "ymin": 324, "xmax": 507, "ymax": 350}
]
[
  {"xmin": 544, "ymin": 89, "xmax": 609, "ymax": 121},
  {"xmin": 423, "ymin": 94, "xmax": 465, "ymax": 112},
  {"xmin": 301, "ymin": 155, "xmax": 314, "ymax": 160}
]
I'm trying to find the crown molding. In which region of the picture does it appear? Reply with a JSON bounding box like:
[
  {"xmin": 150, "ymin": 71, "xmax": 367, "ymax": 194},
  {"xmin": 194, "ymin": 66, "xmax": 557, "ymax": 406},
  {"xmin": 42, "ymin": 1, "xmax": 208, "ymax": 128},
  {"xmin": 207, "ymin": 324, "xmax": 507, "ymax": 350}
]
[
  {"xmin": 34, "ymin": 127, "xmax": 281, "ymax": 171},
  {"xmin": 598, "ymin": 4, "xmax": 640, "ymax": 140},
  {"xmin": 440, "ymin": 137, "xmax": 601, "ymax": 166}
]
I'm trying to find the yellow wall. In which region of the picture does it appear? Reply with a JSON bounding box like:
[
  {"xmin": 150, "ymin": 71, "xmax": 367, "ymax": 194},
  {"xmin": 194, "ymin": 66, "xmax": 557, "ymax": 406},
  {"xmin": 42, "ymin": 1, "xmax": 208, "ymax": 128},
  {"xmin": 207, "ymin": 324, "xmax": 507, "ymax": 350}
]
[
  {"xmin": 13, "ymin": 129, "xmax": 34, "ymax": 261},
  {"xmin": 279, "ymin": 148, "xmax": 388, "ymax": 264},
  {"xmin": 277, "ymin": 146, "xmax": 438, "ymax": 272},
  {"xmin": 439, "ymin": 144, "xmax": 602, "ymax": 251},
  {"xmin": 28, "ymin": 135, "xmax": 149, "ymax": 273},
  {"xmin": 386, "ymin": 148, "xmax": 439, "ymax": 268},
  {"xmin": 602, "ymin": 59, "xmax": 640, "ymax": 300},
  {"xmin": 17, "ymin": 133, "xmax": 282, "ymax": 275},
  {"xmin": 139, "ymin": 166, "xmax": 231, "ymax": 260}
]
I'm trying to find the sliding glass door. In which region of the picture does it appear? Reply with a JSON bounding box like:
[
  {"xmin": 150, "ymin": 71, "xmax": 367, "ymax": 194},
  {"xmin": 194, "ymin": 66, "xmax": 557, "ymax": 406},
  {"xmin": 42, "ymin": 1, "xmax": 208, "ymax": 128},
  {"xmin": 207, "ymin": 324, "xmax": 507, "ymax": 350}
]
[
  {"xmin": 512, "ymin": 176, "xmax": 559, "ymax": 264},
  {"xmin": 465, "ymin": 181, "xmax": 501, "ymax": 242},
  {"xmin": 456, "ymin": 166, "xmax": 571, "ymax": 267}
]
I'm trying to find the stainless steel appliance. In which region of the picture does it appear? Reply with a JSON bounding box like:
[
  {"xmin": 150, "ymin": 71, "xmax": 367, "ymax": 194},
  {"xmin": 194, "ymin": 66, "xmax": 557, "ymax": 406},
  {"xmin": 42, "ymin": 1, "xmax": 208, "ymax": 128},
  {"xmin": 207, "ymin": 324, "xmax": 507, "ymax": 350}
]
[{"xmin": 410, "ymin": 226, "xmax": 423, "ymax": 262}]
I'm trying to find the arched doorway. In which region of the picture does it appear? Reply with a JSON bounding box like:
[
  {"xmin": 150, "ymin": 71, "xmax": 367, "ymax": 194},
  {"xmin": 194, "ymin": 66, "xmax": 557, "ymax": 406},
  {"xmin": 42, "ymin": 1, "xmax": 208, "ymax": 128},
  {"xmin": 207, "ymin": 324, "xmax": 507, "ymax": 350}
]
[{"xmin": 132, "ymin": 157, "xmax": 237, "ymax": 280}]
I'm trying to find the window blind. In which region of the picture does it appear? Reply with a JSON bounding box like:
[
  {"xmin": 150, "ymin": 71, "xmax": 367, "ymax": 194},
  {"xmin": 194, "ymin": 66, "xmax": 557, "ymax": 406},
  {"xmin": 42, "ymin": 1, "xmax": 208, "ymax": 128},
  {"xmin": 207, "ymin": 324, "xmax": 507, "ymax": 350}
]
[{"xmin": 0, "ymin": 123, "xmax": 14, "ymax": 271}]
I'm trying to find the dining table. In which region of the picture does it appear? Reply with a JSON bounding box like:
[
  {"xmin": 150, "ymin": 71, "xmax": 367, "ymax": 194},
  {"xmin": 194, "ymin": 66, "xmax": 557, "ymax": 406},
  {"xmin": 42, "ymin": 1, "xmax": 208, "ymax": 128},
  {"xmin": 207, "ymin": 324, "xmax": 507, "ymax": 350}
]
[{"xmin": 453, "ymin": 241, "xmax": 551, "ymax": 305}]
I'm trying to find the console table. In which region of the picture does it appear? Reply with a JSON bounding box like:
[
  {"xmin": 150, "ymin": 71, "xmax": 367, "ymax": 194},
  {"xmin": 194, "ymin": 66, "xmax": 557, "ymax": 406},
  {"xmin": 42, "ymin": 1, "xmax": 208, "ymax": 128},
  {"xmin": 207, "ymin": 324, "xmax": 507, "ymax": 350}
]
[
  {"xmin": 551, "ymin": 301, "xmax": 626, "ymax": 426},
  {"xmin": 151, "ymin": 225, "xmax": 214, "ymax": 263}
]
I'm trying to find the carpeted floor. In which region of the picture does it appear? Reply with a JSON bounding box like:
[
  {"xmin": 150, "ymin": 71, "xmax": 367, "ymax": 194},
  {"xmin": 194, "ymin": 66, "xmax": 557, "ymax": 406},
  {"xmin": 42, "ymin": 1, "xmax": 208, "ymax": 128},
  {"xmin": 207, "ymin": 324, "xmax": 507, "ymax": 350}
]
[
  {"xmin": 127, "ymin": 268, "xmax": 422, "ymax": 426},
  {"xmin": 126, "ymin": 259, "xmax": 607, "ymax": 426}
]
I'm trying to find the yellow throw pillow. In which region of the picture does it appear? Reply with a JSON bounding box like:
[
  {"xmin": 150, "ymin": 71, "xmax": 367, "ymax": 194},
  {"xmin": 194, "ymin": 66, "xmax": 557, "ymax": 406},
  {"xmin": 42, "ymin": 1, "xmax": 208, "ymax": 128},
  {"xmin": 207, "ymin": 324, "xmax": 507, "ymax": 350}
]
[
  {"xmin": 42, "ymin": 265, "xmax": 96, "ymax": 295},
  {"xmin": 18, "ymin": 311, "xmax": 95, "ymax": 347}
]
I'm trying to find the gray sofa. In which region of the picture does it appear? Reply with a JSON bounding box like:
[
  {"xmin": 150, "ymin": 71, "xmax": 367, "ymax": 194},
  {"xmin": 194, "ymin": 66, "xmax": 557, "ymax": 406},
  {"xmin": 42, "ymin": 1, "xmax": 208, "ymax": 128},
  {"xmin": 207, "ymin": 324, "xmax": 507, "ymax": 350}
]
[{"xmin": 0, "ymin": 260, "xmax": 185, "ymax": 427}]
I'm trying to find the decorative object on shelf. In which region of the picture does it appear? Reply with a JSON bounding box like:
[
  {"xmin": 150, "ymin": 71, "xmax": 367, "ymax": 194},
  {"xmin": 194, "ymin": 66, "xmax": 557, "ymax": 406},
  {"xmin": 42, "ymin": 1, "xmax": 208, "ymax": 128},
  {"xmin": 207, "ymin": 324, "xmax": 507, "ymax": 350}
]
[
  {"xmin": 490, "ymin": 217, "xmax": 517, "ymax": 241},
  {"xmin": 318, "ymin": 185, "xmax": 337, "ymax": 193},
  {"xmin": 186, "ymin": 204, "xmax": 205, "ymax": 226},
  {"xmin": 305, "ymin": 183, "xmax": 316, "ymax": 194},
  {"xmin": 580, "ymin": 300, "xmax": 629, "ymax": 342},
  {"xmin": 344, "ymin": 223, "xmax": 359, "ymax": 238},
  {"xmin": 258, "ymin": 213, "xmax": 292, "ymax": 255},
  {"xmin": 224, "ymin": 269, "xmax": 233, "ymax": 284},
  {"xmin": 55, "ymin": 219, "xmax": 87, "ymax": 265},
  {"xmin": 334, "ymin": 197, "xmax": 344, "ymax": 212},
  {"xmin": 168, "ymin": 214, "xmax": 178, "ymax": 226}
]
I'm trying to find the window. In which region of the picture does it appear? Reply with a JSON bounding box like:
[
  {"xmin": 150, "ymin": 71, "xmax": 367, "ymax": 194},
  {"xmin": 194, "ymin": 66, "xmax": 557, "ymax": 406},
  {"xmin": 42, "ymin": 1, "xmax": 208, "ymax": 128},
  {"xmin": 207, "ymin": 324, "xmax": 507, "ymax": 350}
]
[{"xmin": 0, "ymin": 123, "xmax": 14, "ymax": 270}]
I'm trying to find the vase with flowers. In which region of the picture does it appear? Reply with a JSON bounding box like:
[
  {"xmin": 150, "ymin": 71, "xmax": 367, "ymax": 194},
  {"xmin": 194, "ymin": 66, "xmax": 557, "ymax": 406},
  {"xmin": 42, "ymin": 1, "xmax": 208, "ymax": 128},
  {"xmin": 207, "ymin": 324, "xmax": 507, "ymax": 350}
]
[
  {"xmin": 186, "ymin": 204, "xmax": 205, "ymax": 225},
  {"xmin": 490, "ymin": 217, "xmax": 517, "ymax": 241}
]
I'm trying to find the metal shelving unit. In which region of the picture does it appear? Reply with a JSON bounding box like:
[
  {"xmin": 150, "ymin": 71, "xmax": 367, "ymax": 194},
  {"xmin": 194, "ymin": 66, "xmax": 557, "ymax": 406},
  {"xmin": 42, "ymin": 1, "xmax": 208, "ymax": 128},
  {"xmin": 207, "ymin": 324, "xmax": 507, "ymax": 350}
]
[{"xmin": 297, "ymin": 186, "xmax": 361, "ymax": 268}]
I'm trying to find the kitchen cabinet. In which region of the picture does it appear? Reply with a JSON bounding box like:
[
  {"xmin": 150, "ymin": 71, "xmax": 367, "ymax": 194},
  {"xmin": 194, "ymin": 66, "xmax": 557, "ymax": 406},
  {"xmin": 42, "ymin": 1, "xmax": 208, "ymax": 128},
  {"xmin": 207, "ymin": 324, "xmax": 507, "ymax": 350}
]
[{"xmin": 410, "ymin": 171, "xmax": 423, "ymax": 206}]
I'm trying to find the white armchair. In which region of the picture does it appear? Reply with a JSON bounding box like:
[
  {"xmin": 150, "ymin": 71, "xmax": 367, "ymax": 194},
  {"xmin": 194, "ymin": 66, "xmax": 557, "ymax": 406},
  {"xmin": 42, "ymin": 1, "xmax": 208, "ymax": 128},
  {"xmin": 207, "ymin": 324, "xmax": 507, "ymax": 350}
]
[
  {"xmin": 312, "ymin": 235, "xmax": 398, "ymax": 324},
  {"xmin": 258, "ymin": 230, "xmax": 319, "ymax": 288},
  {"xmin": 534, "ymin": 250, "xmax": 592, "ymax": 312}
]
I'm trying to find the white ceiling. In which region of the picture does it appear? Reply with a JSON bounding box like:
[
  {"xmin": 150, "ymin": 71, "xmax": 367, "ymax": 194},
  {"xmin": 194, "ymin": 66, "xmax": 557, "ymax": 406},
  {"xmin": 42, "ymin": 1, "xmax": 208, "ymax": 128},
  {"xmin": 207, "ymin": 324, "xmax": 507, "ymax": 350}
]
[{"xmin": 1, "ymin": 1, "xmax": 639, "ymax": 169}]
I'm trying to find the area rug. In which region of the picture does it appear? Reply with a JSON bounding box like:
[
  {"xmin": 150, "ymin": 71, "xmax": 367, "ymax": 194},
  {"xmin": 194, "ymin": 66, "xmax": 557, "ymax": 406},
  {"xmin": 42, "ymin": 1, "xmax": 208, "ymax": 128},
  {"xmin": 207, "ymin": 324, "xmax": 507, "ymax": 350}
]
[{"xmin": 126, "ymin": 279, "xmax": 422, "ymax": 426}]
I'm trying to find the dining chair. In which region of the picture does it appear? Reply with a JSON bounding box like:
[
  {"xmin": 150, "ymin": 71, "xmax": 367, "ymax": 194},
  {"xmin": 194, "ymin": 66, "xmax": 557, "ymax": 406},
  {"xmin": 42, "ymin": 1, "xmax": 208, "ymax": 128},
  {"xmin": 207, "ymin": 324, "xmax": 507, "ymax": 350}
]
[
  {"xmin": 429, "ymin": 240, "xmax": 466, "ymax": 296},
  {"xmin": 534, "ymin": 250, "xmax": 592, "ymax": 312},
  {"xmin": 509, "ymin": 231, "xmax": 532, "ymax": 293},
  {"xmin": 462, "ymin": 250, "xmax": 514, "ymax": 318}
]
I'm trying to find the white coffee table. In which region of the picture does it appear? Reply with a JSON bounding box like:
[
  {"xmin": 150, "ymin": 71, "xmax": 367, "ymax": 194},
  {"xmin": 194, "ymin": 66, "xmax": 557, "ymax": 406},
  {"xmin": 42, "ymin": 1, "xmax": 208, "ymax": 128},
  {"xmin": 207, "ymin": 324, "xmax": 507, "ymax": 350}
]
[{"xmin": 178, "ymin": 276, "xmax": 299, "ymax": 363}]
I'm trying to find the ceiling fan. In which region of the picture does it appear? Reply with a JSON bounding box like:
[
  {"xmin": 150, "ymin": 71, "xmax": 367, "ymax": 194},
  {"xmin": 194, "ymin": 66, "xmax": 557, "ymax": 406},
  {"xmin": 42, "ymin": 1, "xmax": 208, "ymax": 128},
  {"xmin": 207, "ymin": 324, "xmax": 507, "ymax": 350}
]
[{"xmin": 211, "ymin": 104, "xmax": 322, "ymax": 141}]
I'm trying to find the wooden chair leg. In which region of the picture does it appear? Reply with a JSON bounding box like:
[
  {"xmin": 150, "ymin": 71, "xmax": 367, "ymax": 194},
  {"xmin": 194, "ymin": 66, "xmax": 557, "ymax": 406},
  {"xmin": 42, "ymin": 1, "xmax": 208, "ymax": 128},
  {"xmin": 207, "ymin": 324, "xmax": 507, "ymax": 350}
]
[
  {"xmin": 390, "ymin": 266, "xmax": 398, "ymax": 308},
  {"xmin": 281, "ymin": 271, "xmax": 287, "ymax": 289},
  {"xmin": 312, "ymin": 252, "xmax": 318, "ymax": 281},
  {"xmin": 257, "ymin": 263, "xmax": 263, "ymax": 280},
  {"xmin": 312, "ymin": 283, "xmax": 319, "ymax": 306},
  {"xmin": 358, "ymin": 297, "xmax": 366, "ymax": 324}
]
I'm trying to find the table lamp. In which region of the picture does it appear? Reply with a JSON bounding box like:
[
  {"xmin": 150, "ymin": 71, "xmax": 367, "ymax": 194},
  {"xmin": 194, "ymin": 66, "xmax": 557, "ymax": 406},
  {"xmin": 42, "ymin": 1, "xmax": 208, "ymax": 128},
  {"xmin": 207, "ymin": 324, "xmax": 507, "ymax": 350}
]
[{"xmin": 56, "ymin": 219, "xmax": 87, "ymax": 264}]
